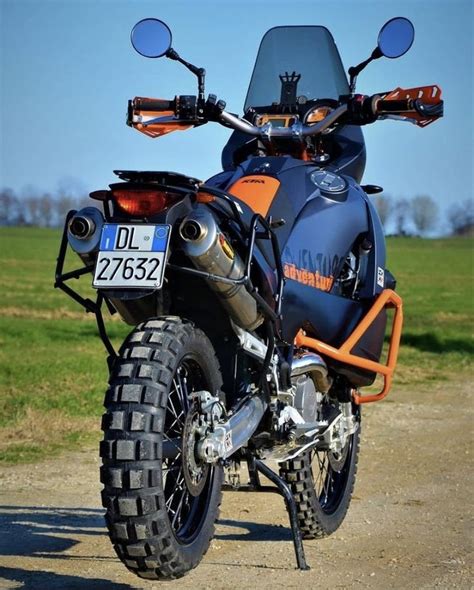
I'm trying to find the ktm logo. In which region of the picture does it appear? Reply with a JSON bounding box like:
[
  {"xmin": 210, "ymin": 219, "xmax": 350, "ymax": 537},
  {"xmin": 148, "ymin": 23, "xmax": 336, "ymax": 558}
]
[{"xmin": 242, "ymin": 179, "xmax": 265, "ymax": 184}]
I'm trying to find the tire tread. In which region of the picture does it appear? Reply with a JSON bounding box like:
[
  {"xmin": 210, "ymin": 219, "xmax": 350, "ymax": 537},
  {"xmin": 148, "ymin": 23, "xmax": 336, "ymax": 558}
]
[{"xmin": 101, "ymin": 317, "xmax": 222, "ymax": 579}]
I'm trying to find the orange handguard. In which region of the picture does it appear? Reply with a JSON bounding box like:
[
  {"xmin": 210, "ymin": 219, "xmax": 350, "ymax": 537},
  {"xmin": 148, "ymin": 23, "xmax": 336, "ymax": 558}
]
[
  {"xmin": 382, "ymin": 85, "xmax": 443, "ymax": 127},
  {"xmin": 295, "ymin": 289, "xmax": 403, "ymax": 404},
  {"xmin": 128, "ymin": 96, "xmax": 192, "ymax": 138}
]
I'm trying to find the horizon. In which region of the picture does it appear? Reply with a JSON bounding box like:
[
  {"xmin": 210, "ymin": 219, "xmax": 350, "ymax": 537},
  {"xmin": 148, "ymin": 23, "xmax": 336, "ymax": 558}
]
[{"xmin": 1, "ymin": 0, "xmax": 472, "ymax": 236}]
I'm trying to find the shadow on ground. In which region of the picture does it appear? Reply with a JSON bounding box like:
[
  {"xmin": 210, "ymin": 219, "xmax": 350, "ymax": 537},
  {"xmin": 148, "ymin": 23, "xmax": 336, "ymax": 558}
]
[
  {"xmin": 216, "ymin": 518, "xmax": 293, "ymax": 542},
  {"xmin": 0, "ymin": 506, "xmax": 104, "ymax": 557},
  {"xmin": 0, "ymin": 567, "xmax": 138, "ymax": 590},
  {"xmin": 0, "ymin": 506, "xmax": 141, "ymax": 589},
  {"xmin": 401, "ymin": 332, "xmax": 473, "ymax": 354},
  {"xmin": 0, "ymin": 505, "xmax": 294, "ymax": 588}
]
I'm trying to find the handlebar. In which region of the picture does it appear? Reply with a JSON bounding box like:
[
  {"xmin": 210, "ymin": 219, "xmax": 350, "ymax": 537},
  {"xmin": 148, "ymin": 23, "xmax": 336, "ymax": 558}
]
[
  {"xmin": 220, "ymin": 105, "xmax": 348, "ymax": 137},
  {"xmin": 130, "ymin": 90, "xmax": 443, "ymax": 137}
]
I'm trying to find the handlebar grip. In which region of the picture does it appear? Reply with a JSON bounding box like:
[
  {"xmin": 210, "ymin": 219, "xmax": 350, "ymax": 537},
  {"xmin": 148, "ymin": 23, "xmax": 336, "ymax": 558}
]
[
  {"xmin": 376, "ymin": 98, "xmax": 414, "ymax": 113},
  {"xmin": 133, "ymin": 97, "xmax": 176, "ymax": 112}
]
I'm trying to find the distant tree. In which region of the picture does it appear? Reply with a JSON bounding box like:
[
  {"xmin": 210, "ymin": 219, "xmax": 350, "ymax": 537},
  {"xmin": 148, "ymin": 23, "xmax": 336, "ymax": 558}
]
[
  {"xmin": 448, "ymin": 199, "xmax": 474, "ymax": 235},
  {"xmin": 0, "ymin": 188, "xmax": 20, "ymax": 225},
  {"xmin": 24, "ymin": 196, "xmax": 41, "ymax": 226},
  {"xmin": 38, "ymin": 193, "xmax": 54, "ymax": 227},
  {"xmin": 393, "ymin": 198, "xmax": 411, "ymax": 235},
  {"xmin": 76, "ymin": 195, "xmax": 92, "ymax": 210},
  {"xmin": 373, "ymin": 194, "xmax": 392, "ymax": 227},
  {"xmin": 55, "ymin": 194, "xmax": 75, "ymax": 227},
  {"xmin": 57, "ymin": 176, "xmax": 87, "ymax": 200},
  {"xmin": 55, "ymin": 177, "xmax": 91, "ymax": 225},
  {"xmin": 411, "ymin": 195, "xmax": 439, "ymax": 235}
]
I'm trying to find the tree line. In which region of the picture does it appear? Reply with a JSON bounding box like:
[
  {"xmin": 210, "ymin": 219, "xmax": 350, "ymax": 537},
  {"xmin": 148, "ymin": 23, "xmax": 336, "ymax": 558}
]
[
  {"xmin": 0, "ymin": 187, "xmax": 90, "ymax": 229},
  {"xmin": 374, "ymin": 194, "xmax": 472, "ymax": 236},
  {"xmin": 0, "ymin": 186, "xmax": 472, "ymax": 237}
]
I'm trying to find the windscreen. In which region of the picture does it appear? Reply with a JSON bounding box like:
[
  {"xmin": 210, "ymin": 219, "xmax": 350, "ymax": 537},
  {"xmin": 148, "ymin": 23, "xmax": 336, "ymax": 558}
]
[{"xmin": 244, "ymin": 26, "xmax": 349, "ymax": 112}]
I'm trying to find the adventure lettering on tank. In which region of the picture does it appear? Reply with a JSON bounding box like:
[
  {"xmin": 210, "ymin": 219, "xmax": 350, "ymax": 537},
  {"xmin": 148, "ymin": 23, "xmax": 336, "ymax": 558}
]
[{"xmin": 282, "ymin": 247, "xmax": 341, "ymax": 293}]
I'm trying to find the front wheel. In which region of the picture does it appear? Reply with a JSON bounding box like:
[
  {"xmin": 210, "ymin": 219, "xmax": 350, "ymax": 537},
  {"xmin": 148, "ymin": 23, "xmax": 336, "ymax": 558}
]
[
  {"xmin": 280, "ymin": 404, "xmax": 360, "ymax": 539},
  {"xmin": 100, "ymin": 317, "xmax": 223, "ymax": 580}
]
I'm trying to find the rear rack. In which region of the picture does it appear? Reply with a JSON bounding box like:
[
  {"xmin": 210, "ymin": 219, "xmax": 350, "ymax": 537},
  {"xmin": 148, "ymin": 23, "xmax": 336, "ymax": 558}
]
[
  {"xmin": 54, "ymin": 210, "xmax": 117, "ymax": 362},
  {"xmin": 54, "ymin": 190, "xmax": 286, "ymax": 368}
]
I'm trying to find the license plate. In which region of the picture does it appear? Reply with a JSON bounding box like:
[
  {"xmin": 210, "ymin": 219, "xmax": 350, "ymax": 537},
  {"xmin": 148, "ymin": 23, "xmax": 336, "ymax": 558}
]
[{"xmin": 92, "ymin": 224, "xmax": 171, "ymax": 289}]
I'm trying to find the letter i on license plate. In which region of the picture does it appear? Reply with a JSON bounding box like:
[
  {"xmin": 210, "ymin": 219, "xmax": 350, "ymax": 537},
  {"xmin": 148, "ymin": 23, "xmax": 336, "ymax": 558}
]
[{"xmin": 92, "ymin": 224, "xmax": 171, "ymax": 289}]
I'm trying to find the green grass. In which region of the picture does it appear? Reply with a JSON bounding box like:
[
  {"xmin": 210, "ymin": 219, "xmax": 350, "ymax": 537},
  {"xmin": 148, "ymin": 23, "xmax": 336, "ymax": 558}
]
[
  {"xmin": 0, "ymin": 227, "xmax": 129, "ymax": 463},
  {"xmin": 386, "ymin": 237, "xmax": 473, "ymax": 384},
  {"xmin": 0, "ymin": 228, "xmax": 472, "ymax": 464}
]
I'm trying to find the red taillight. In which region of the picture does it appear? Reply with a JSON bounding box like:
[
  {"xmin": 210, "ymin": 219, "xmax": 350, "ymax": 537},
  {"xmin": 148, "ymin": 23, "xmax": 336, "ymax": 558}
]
[{"xmin": 112, "ymin": 190, "xmax": 179, "ymax": 216}]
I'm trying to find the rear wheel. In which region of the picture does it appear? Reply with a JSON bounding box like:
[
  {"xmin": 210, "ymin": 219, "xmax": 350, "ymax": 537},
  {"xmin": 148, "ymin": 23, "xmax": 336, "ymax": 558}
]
[
  {"xmin": 100, "ymin": 317, "xmax": 223, "ymax": 580},
  {"xmin": 280, "ymin": 404, "xmax": 360, "ymax": 538}
]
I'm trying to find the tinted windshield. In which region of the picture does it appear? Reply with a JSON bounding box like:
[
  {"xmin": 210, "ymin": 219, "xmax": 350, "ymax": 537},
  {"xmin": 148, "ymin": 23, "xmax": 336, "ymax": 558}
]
[{"xmin": 244, "ymin": 26, "xmax": 349, "ymax": 111}]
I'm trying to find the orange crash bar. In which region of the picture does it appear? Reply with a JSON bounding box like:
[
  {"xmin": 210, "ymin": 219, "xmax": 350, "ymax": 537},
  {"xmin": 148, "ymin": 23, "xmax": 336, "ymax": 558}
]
[{"xmin": 295, "ymin": 289, "xmax": 403, "ymax": 404}]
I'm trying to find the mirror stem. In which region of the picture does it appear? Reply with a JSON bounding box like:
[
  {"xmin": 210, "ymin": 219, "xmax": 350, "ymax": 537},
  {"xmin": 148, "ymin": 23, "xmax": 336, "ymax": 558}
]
[
  {"xmin": 167, "ymin": 48, "xmax": 206, "ymax": 104},
  {"xmin": 348, "ymin": 47, "xmax": 382, "ymax": 94}
]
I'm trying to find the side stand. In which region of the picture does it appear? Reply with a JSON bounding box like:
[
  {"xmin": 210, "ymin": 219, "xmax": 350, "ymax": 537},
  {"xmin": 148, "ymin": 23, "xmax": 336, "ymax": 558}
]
[
  {"xmin": 222, "ymin": 457, "xmax": 310, "ymax": 570},
  {"xmin": 253, "ymin": 459, "xmax": 310, "ymax": 571}
]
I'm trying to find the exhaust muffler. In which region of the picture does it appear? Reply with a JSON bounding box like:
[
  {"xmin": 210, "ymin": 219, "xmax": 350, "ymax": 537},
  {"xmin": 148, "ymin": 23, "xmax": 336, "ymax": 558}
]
[
  {"xmin": 67, "ymin": 207, "xmax": 104, "ymax": 265},
  {"xmin": 179, "ymin": 207, "xmax": 263, "ymax": 331}
]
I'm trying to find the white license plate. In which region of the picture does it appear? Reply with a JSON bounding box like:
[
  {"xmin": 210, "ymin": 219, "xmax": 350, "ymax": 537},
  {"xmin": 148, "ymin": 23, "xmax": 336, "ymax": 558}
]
[{"xmin": 92, "ymin": 224, "xmax": 170, "ymax": 289}]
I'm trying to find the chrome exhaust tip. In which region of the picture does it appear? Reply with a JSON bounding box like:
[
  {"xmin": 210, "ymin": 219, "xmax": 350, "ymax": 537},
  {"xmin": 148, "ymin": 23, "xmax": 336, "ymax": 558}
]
[
  {"xmin": 68, "ymin": 215, "xmax": 96, "ymax": 240},
  {"xmin": 179, "ymin": 218, "xmax": 207, "ymax": 242},
  {"xmin": 67, "ymin": 207, "xmax": 104, "ymax": 256}
]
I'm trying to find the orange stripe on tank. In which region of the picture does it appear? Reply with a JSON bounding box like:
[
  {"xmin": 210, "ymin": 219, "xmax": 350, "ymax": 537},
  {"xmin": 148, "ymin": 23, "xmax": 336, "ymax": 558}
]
[{"xmin": 228, "ymin": 175, "xmax": 280, "ymax": 217}]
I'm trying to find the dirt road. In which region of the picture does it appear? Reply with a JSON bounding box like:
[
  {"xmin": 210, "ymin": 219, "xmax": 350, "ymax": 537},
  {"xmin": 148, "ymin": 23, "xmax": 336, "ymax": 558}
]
[{"xmin": 0, "ymin": 380, "xmax": 472, "ymax": 589}]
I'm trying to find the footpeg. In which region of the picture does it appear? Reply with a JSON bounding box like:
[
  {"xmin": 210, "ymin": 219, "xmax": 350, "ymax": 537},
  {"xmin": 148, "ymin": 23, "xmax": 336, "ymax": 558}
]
[{"xmin": 269, "ymin": 411, "xmax": 343, "ymax": 463}]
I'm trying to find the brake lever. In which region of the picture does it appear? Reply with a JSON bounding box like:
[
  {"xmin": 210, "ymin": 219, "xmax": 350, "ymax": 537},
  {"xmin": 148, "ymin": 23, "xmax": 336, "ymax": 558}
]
[{"xmin": 413, "ymin": 99, "xmax": 444, "ymax": 118}]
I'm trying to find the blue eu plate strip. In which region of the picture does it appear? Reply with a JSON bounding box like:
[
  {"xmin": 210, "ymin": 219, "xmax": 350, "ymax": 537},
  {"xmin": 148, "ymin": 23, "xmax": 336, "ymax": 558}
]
[{"xmin": 100, "ymin": 225, "xmax": 118, "ymax": 251}]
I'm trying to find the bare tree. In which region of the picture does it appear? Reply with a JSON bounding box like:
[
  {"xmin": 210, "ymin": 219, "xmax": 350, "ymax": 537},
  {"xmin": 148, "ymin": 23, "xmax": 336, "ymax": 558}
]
[
  {"xmin": 411, "ymin": 195, "xmax": 439, "ymax": 235},
  {"xmin": 24, "ymin": 196, "xmax": 41, "ymax": 226},
  {"xmin": 373, "ymin": 194, "xmax": 392, "ymax": 227},
  {"xmin": 0, "ymin": 188, "xmax": 20, "ymax": 225},
  {"xmin": 38, "ymin": 193, "xmax": 54, "ymax": 227},
  {"xmin": 55, "ymin": 177, "xmax": 90, "ymax": 225},
  {"xmin": 448, "ymin": 199, "xmax": 474, "ymax": 235},
  {"xmin": 393, "ymin": 198, "xmax": 410, "ymax": 236},
  {"xmin": 55, "ymin": 194, "xmax": 75, "ymax": 227}
]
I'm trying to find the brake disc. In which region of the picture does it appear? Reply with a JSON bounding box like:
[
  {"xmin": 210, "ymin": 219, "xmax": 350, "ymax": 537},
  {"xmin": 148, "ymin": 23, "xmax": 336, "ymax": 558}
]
[{"xmin": 182, "ymin": 407, "xmax": 210, "ymax": 497}]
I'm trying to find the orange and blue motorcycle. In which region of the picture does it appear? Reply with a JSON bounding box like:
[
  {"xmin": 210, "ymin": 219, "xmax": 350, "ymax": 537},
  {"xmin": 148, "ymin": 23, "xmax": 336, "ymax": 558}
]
[{"xmin": 55, "ymin": 16, "xmax": 443, "ymax": 578}]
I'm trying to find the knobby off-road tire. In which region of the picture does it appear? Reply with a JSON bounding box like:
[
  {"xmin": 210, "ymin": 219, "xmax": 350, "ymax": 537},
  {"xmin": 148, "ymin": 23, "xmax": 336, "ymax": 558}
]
[
  {"xmin": 280, "ymin": 407, "xmax": 360, "ymax": 539},
  {"xmin": 100, "ymin": 317, "xmax": 223, "ymax": 580}
]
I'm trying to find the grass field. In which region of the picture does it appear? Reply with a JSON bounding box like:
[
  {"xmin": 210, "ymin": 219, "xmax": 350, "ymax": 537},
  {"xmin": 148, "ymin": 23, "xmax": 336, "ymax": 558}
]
[{"xmin": 0, "ymin": 227, "xmax": 472, "ymax": 464}]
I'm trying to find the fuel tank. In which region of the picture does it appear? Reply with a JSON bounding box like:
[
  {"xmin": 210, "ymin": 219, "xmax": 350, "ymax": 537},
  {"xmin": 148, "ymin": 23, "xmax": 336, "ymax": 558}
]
[{"xmin": 207, "ymin": 156, "xmax": 387, "ymax": 384}]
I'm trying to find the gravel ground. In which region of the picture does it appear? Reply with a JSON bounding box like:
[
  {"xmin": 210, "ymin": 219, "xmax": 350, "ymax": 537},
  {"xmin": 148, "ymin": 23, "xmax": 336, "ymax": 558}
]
[{"xmin": 0, "ymin": 379, "xmax": 472, "ymax": 589}]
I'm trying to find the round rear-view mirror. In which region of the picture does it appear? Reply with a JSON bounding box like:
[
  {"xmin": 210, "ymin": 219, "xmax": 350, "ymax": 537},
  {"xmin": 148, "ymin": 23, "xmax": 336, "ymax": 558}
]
[
  {"xmin": 377, "ymin": 17, "xmax": 415, "ymax": 59},
  {"xmin": 131, "ymin": 18, "xmax": 172, "ymax": 58}
]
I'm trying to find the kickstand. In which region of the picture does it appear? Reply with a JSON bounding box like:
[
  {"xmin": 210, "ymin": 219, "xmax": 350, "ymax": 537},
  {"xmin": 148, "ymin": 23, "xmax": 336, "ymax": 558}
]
[{"xmin": 254, "ymin": 459, "xmax": 310, "ymax": 571}]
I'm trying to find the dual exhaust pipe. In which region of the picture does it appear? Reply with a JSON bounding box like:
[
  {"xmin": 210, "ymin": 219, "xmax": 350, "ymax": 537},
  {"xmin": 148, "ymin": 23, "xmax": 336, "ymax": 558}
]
[
  {"xmin": 67, "ymin": 205, "xmax": 263, "ymax": 332},
  {"xmin": 179, "ymin": 208, "xmax": 264, "ymax": 331}
]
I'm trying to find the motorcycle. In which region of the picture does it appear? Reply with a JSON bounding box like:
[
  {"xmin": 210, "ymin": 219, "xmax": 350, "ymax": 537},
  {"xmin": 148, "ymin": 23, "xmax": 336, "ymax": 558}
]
[{"xmin": 55, "ymin": 16, "xmax": 443, "ymax": 579}]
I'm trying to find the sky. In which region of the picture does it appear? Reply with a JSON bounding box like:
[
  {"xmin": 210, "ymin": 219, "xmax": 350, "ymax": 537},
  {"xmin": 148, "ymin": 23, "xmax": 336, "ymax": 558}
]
[{"xmin": 0, "ymin": 0, "xmax": 472, "ymax": 232}]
